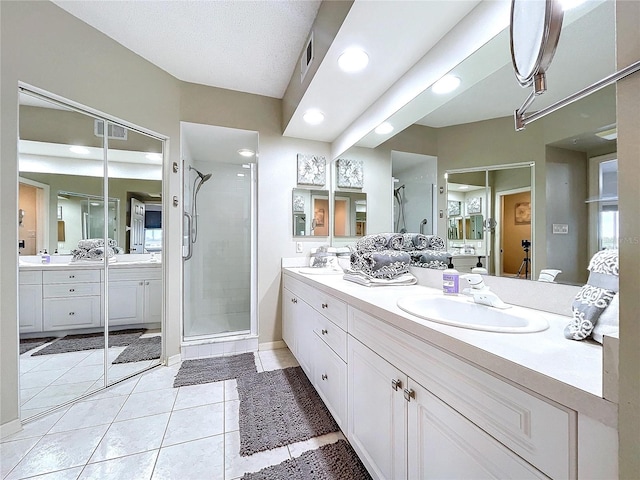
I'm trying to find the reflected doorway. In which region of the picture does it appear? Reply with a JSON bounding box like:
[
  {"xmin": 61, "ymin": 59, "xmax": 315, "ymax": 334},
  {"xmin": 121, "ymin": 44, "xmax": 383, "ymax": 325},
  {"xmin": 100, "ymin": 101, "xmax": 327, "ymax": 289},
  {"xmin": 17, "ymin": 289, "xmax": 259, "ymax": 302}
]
[{"xmin": 499, "ymin": 189, "xmax": 532, "ymax": 277}]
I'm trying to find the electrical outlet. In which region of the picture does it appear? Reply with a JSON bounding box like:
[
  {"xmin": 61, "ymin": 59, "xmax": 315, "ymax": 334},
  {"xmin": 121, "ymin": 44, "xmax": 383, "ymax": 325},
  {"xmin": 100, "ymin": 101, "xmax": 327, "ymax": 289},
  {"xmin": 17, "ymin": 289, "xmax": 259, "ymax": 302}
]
[
  {"xmin": 552, "ymin": 224, "xmax": 569, "ymax": 234},
  {"xmin": 296, "ymin": 242, "xmax": 303, "ymax": 253}
]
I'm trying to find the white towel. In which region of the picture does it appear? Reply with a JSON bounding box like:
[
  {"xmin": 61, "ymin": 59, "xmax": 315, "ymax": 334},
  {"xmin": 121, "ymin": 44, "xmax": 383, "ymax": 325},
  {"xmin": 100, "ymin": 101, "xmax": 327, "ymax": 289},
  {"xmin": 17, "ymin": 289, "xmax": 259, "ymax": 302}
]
[{"xmin": 343, "ymin": 270, "xmax": 417, "ymax": 287}]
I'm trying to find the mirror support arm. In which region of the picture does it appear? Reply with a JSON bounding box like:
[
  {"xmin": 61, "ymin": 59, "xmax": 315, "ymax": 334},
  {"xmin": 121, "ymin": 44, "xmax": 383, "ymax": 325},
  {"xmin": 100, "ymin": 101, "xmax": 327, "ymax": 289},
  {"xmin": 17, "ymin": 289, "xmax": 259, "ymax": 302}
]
[{"xmin": 515, "ymin": 59, "xmax": 640, "ymax": 131}]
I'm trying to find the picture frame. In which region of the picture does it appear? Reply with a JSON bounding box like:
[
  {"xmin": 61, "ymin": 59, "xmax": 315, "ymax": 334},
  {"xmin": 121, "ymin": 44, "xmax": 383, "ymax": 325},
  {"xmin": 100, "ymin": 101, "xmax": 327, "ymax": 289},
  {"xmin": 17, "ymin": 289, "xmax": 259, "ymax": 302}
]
[
  {"xmin": 314, "ymin": 208, "xmax": 325, "ymax": 227},
  {"xmin": 447, "ymin": 200, "xmax": 461, "ymax": 217},
  {"xmin": 466, "ymin": 196, "xmax": 482, "ymax": 214},
  {"xmin": 297, "ymin": 153, "xmax": 326, "ymax": 186},
  {"xmin": 336, "ymin": 158, "xmax": 364, "ymax": 188},
  {"xmin": 515, "ymin": 202, "xmax": 531, "ymax": 224}
]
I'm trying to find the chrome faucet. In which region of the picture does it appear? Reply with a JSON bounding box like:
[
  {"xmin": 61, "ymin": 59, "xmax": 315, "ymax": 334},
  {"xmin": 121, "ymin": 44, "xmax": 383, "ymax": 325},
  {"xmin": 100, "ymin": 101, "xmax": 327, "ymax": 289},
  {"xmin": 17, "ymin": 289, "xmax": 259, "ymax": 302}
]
[{"xmin": 460, "ymin": 274, "xmax": 510, "ymax": 309}]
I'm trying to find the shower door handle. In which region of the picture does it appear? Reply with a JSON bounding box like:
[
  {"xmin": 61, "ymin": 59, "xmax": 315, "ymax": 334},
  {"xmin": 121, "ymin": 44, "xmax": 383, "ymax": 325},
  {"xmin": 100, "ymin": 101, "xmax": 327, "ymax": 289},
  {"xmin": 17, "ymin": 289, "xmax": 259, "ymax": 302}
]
[{"xmin": 183, "ymin": 212, "xmax": 193, "ymax": 260}]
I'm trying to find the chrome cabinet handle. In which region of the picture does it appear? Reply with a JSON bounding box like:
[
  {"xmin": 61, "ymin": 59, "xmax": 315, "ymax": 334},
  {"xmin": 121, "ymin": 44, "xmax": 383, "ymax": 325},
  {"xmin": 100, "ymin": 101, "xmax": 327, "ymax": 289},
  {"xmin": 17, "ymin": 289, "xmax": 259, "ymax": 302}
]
[
  {"xmin": 69, "ymin": 288, "xmax": 75, "ymax": 292},
  {"xmin": 321, "ymin": 303, "xmax": 328, "ymax": 309},
  {"xmin": 69, "ymin": 275, "xmax": 75, "ymax": 278},
  {"xmin": 69, "ymin": 312, "xmax": 75, "ymax": 316},
  {"xmin": 321, "ymin": 374, "xmax": 328, "ymax": 381},
  {"xmin": 404, "ymin": 388, "xmax": 416, "ymax": 402},
  {"xmin": 392, "ymin": 378, "xmax": 402, "ymax": 391},
  {"xmin": 139, "ymin": 281, "xmax": 144, "ymax": 286},
  {"xmin": 321, "ymin": 329, "xmax": 328, "ymax": 335},
  {"xmin": 291, "ymin": 298, "xmax": 298, "ymax": 304}
]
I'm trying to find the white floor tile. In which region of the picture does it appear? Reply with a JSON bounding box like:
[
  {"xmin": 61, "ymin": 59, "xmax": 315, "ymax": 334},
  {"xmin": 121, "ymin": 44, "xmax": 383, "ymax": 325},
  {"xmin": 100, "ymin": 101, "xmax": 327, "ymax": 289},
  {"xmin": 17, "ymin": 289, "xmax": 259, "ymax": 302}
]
[
  {"xmin": 224, "ymin": 379, "xmax": 239, "ymax": 402},
  {"xmin": 20, "ymin": 382, "xmax": 97, "ymax": 410},
  {"xmin": 2, "ymin": 408, "xmax": 68, "ymax": 444},
  {"xmin": 0, "ymin": 437, "xmax": 40, "ymax": 478},
  {"xmin": 258, "ymin": 349, "xmax": 299, "ymax": 371},
  {"xmin": 20, "ymin": 386, "xmax": 46, "ymax": 406},
  {"xmin": 6, "ymin": 425, "xmax": 109, "ymax": 480},
  {"xmin": 114, "ymin": 389, "xmax": 177, "ymax": 422},
  {"xmin": 173, "ymin": 382, "xmax": 224, "ymax": 411},
  {"xmin": 224, "ymin": 399, "xmax": 239, "ymax": 433},
  {"xmin": 131, "ymin": 367, "xmax": 178, "ymax": 394},
  {"xmin": 51, "ymin": 365, "xmax": 105, "ymax": 386},
  {"xmin": 19, "ymin": 355, "xmax": 50, "ymax": 374},
  {"xmin": 224, "ymin": 431, "xmax": 291, "ymax": 480},
  {"xmin": 19, "ymin": 368, "xmax": 72, "ymax": 389},
  {"xmin": 79, "ymin": 450, "xmax": 157, "ymax": 480},
  {"xmin": 23, "ymin": 466, "xmax": 83, "ymax": 479},
  {"xmin": 49, "ymin": 396, "xmax": 128, "ymax": 434},
  {"xmin": 29, "ymin": 351, "xmax": 93, "ymax": 371},
  {"xmin": 287, "ymin": 431, "xmax": 345, "ymax": 458},
  {"xmin": 151, "ymin": 435, "xmax": 224, "ymax": 480},
  {"xmin": 162, "ymin": 403, "xmax": 224, "ymax": 447},
  {"xmin": 83, "ymin": 377, "xmax": 139, "ymax": 401},
  {"xmin": 89, "ymin": 413, "xmax": 169, "ymax": 463}
]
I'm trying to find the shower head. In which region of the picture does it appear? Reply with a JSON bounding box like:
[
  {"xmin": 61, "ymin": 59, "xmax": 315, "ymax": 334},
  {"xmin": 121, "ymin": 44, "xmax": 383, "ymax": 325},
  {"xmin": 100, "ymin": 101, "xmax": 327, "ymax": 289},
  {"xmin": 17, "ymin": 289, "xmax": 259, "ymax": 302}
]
[{"xmin": 189, "ymin": 166, "xmax": 213, "ymax": 193}]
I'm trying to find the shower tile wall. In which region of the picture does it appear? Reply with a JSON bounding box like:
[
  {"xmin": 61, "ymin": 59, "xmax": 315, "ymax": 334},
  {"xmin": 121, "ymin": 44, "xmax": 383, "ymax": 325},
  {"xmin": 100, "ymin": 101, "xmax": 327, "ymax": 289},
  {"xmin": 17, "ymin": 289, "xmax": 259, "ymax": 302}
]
[{"xmin": 185, "ymin": 162, "xmax": 251, "ymax": 338}]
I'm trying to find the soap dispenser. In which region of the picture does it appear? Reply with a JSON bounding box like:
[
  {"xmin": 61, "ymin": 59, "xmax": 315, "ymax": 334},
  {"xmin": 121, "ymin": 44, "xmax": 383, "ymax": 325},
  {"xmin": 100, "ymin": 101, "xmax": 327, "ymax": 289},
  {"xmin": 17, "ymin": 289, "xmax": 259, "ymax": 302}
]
[{"xmin": 442, "ymin": 268, "xmax": 459, "ymax": 295}]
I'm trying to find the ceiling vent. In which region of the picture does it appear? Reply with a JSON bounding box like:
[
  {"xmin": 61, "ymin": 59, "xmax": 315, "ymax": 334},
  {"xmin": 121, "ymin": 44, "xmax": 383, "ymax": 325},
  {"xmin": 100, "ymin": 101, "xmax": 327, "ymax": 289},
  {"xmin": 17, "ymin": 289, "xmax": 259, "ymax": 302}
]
[
  {"xmin": 94, "ymin": 120, "xmax": 128, "ymax": 141},
  {"xmin": 300, "ymin": 31, "xmax": 314, "ymax": 82}
]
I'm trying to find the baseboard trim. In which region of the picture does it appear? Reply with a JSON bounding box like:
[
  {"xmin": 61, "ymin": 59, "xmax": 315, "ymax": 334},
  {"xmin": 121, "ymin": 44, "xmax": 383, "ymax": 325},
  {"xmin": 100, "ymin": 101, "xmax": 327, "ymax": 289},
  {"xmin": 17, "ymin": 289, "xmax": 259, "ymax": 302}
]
[
  {"xmin": 166, "ymin": 353, "xmax": 181, "ymax": 366},
  {"xmin": 0, "ymin": 419, "xmax": 22, "ymax": 439},
  {"xmin": 259, "ymin": 340, "xmax": 286, "ymax": 351}
]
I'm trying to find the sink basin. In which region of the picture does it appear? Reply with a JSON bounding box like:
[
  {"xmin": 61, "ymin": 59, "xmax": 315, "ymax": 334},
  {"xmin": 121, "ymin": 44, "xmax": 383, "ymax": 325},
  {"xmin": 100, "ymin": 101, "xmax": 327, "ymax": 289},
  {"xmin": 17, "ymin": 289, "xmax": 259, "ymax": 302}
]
[{"xmin": 396, "ymin": 294, "xmax": 549, "ymax": 333}]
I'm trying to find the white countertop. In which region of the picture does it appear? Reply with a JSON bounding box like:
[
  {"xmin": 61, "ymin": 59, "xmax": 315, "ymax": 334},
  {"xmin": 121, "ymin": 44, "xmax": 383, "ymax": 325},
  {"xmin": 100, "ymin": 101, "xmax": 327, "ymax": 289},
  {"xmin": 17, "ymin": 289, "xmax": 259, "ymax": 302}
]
[
  {"xmin": 19, "ymin": 254, "xmax": 162, "ymax": 271},
  {"xmin": 283, "ymin": 267, "xmax": 617, "ymax": 427}
]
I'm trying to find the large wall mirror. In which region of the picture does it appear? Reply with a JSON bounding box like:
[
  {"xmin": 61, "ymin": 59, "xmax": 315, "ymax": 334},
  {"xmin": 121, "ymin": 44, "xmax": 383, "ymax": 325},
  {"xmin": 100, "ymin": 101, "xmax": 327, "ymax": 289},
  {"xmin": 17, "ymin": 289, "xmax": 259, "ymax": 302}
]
[
  {"xmin": 17, "ymin": 89, "xmax": 164, "ymax": 420},
  {"xmin": 292, "ymin": 188, "xmax": 329, "ymax": 237},
  {"xmin": 335, "ymin": 0, "xmax": 616, "ymax": 287}
]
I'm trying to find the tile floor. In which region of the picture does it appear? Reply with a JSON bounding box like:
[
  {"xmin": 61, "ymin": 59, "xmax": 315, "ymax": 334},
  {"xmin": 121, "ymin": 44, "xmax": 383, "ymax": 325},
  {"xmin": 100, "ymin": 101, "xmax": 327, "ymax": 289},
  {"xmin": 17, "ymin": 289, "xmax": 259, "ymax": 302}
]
[{"xmin": 1, "ymin": 348, "xmax": 345, "ymax": 480}]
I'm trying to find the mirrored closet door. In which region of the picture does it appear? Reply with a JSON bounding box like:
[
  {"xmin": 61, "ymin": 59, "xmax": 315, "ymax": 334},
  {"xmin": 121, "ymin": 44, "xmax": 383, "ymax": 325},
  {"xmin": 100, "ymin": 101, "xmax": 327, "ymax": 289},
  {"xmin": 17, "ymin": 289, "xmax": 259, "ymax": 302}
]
[{"xmin": 17, "ymin": 89, "xmax": 164, "ymax": 420}]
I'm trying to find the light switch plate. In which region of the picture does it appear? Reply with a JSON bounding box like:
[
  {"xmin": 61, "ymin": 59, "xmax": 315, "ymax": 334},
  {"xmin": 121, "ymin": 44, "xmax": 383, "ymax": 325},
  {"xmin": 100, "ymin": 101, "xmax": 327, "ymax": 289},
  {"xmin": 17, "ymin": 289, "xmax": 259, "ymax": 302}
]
[
  {"xmin": 552, "ymin": 224, "xmax": 569, "ymax": 234},
  {"xmin": 296, "ymin": 242, "xmax": 303, "ymax": 253}
]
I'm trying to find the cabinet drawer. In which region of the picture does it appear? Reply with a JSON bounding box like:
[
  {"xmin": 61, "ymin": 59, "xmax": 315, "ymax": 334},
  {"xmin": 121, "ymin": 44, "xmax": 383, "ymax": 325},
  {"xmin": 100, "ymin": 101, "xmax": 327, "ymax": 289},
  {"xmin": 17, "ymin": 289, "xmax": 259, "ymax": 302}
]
[
  {"xmin": 43, "ymin": 296, "xmax": 101, "ymax": 331},
  {"xmin": 44, "ymin": 283, "xmax": 101, "ymax": 298},
  {"xmin": 44, "ymin": 269, "xmax": 101, "ymax": 284},
  {"xmin": 313, "ymin": 335, "xmax": 347, "ymax": 430},
  {"xmin": 349, "ymin": 306, "xmax": 573, "ymax": 480},
  {"xmin": 284, "ymin": 275, "xmax": 347, "ymax": 329},
  {"xmin": 109, "ymin": 267, "xmax": 162, "ymax": 282},
  {"xmin": 314, "ymin": 314, "xmax": 347, "ymax": 361},
  {"xmin": 19, "ymin": 270, "xmax": 42, "ymax": 285}
]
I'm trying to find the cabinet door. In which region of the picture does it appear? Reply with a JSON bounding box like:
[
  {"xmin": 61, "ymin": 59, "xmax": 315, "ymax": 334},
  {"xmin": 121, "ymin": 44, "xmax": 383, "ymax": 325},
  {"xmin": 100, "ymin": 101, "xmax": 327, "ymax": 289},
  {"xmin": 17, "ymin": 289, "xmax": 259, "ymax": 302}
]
[
  {"xmin": 347, "ymin": 336, "xmax": 406, "ymax": 480},
  {"xmin": 43, "ymin": 296, "xmax": 101, "ymax": 330},
  {"xmin": 407, "ymin": 379, "xmax": 547, "ymax": 480},
  {"xmin": 313, "ymin": 335, "xmax": 347, "ymax": 430},
  {"xmin": 108, "ymin": 280, "xmax": 144, "ymax": 326},
  {"xmin": 282, "ymin": 288, "xmax": 297, "ymax": 350},
  {"xmin": 19, "ymin": 284, "xmax": 43, "ymax": 333},
  {"xmin": 296, "ymin": 300, "xmax": 317, "ymax": 380},
  {"xmin": 144, "ymin": 278, "xmax": 162, "ymax": 324}
]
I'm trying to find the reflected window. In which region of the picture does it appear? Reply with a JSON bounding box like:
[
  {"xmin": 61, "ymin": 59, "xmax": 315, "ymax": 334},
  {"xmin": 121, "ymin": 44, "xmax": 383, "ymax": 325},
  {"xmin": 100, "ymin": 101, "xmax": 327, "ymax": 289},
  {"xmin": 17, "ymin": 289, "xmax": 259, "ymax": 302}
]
[{"xmin": 599, "ymin": 204, "xmax": 618, "ymax": 250}]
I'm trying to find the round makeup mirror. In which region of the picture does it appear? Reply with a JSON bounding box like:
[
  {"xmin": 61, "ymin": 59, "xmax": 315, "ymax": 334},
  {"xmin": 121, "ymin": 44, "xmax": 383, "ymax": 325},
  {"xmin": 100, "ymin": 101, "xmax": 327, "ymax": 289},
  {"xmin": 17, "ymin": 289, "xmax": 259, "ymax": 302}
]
[{"xmin": 510, "ymin": 0, "xmax": 564, "ymax": 89}]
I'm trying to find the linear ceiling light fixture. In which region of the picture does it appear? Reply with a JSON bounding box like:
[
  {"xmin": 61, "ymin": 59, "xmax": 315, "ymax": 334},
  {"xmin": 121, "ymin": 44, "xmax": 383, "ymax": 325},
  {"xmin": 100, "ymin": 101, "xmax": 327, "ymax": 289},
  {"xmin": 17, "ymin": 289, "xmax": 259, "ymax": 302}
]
[
  {"xmin": 303, "ymin": 109, "xmax": 325, "ymax": 125},
  {"xmin": 237, "ymin": 149, "xmax": 255, "ymax": 157},
  {"xmin": 374, "ymin": 122, "xmax": 394, "ymax": 135},
  {"xmin": 432, "ymin": 75, "xmax": 461, "ymax": 94}
]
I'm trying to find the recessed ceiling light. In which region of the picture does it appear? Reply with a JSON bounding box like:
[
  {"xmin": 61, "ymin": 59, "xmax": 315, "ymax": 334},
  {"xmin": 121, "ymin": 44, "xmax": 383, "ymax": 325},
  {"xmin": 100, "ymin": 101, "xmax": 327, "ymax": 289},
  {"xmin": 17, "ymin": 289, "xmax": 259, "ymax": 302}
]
[
  {"xmin": 338, "ymin": 48, "xmax": 369, "ymax": 73},
  {"xmin": 90, "ymin": 202, "xmax": 100, "ymax": 206},
  {"xmin": 375, "ymin": 122, "xmax": 394, "ymax": 135},
  {"xmin": 237, "ymin": 149, "xmax": 255, "ymax": 157},
  {"xmin": 459, "ymin": 185, "xmax": 469, "ymax": 190},
  {"xmin": 303, "ymin": 109, "xmax": 325, "ymax": 125},
  {"xmin": 432, "ymin": 75, "xmax": 461, "ymax": 94},
  {"xmin": 595, "ymin": 128, "xmax": 617, "ymax": 141},
  {"xmin": 69, "ymin": 146, "xmax": 90, "ymax": 155},
  {"xmin": 237, "ymin": 173, "xmax": 245, "ymax": 177},
  {"xmin": 145, "ymin": 153, "xmax": 162, "ymax": 161}
]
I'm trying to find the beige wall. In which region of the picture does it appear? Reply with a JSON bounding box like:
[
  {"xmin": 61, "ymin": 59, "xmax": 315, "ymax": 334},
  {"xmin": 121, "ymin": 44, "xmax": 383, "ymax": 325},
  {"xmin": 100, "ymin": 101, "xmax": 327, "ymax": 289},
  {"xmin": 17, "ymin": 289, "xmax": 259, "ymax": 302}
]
[{"xmin": 615, "ymin": 0, "xmax": 640, "ymax": 476}]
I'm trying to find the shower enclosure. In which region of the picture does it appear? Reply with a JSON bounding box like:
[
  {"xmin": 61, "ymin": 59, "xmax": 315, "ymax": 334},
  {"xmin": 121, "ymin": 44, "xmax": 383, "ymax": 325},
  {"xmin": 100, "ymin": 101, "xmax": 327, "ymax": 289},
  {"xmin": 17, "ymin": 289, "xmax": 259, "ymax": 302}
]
[{"xmin": 181, "ymin": 123, "xmax": 258, "ymax": 342}]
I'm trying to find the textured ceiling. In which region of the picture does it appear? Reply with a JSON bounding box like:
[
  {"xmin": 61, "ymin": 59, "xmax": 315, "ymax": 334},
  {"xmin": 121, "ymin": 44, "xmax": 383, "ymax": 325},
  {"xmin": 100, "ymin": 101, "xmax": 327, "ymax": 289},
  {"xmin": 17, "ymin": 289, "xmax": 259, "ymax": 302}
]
[{"xmin": 52, "ymin": 0, "xmax": 321, "ymax": 98}]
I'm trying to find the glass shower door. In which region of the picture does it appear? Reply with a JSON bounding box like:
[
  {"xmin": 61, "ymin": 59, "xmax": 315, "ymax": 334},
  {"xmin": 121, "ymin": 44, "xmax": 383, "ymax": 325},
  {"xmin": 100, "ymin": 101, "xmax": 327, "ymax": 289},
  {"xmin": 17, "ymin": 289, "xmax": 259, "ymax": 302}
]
[{"xmin": 183, "ymin": 161, "xmax": 255, "ymax": 339}]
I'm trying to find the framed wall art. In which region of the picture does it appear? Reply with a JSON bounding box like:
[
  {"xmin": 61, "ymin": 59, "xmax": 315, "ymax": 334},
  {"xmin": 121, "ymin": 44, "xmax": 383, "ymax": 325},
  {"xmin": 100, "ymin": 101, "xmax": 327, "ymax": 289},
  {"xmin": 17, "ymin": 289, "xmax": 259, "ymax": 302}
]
[
  {"xmin": 336, "ymin": 158, "xmax": 364, "ymax": 188},
  {"xmin": 297, "ymin": 154, "xmax": 326, "ymax": 186}
]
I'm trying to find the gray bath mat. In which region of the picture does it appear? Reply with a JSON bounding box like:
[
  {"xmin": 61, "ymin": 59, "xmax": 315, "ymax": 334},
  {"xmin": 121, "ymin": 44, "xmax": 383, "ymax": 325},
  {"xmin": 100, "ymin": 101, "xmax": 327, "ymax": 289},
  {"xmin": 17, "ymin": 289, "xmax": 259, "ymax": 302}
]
[
  {"xmin": 237, "ymin": 366, "xmax": 340, "ymax": 456},
  {"xmin": 20, "ymin": 337, "xmax": 56, "ymax": 355},
  {"xmin": 32, "ymin": 329, "xmax": 145, "ymax": 356},
  {"xmin": 173, "ymin": 352, "xmax": 257, "ymax": 387},
  {"xmin": 241, "ymin": 440, "xmax": 371, "ymax": 480},
  {"xmin": 112, "ymin": 336, "xmax": 161, "ymax": 364}
]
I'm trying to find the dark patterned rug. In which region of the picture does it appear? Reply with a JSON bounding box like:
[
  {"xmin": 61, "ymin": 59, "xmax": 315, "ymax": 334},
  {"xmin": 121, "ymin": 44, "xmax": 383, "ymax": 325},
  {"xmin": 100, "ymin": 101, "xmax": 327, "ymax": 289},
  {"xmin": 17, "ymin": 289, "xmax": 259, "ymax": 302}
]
[
  {"xmin": 237, "ymin": 366, "xmax": 340, "ymax": 456},
  {"xmin": 241, "ymin": 440, "xmax": 371, "ymax": 480},
  {"xmin": 19, "ymin": 337, "xmax": 56, "ymax": 355},
  {"xmin": 112, "ymin": 336, "xmax": 161, "ymax": 364},
  {"xmin": 173, "ymin": 352, "xmax": 257, "ymax": 387},
  {"xmin": 31, "ymin": 329, "xmax": 145, "ymax": 356}
]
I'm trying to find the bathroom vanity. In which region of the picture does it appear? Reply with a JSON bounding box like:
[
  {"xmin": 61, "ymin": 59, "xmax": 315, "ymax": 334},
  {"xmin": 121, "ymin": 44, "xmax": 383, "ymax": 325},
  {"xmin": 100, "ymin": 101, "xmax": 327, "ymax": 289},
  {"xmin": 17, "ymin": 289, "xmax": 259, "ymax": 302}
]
[
  {"xmin": 19, "ymin": 258, "xmax": 161, "ymax": 334},
  {"xmin": 282, "ymin": 267, "xmax": 617, "ymax": 480}
]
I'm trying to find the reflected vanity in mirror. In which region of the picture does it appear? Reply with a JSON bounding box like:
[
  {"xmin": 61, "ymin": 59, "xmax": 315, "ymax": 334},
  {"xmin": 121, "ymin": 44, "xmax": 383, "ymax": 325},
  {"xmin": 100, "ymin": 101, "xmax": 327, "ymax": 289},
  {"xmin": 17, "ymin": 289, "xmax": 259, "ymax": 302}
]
[
  {"xmin": 17, "ymin": 88, "xmax": 164, "ymax": 420},
  {"xmin": 334, "ymin": 191, "xmax": 367, "ymax": 237},
  {"xmin": 292, "ymin": 188, "xmax": 329, "ymax": 237}
]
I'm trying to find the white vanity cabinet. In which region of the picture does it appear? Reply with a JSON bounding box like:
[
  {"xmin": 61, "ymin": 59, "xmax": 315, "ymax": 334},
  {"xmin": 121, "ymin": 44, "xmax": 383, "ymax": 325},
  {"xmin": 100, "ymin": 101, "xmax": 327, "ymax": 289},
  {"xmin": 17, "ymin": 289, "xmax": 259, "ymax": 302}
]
[
  {"xmin": 282, "ymin": 275, "xmax": 348, "ymax": 430},
  {"xmin": 42, "ymin": 269, "xmax": 101, "ymax": 331},
  {"xmin": 108, "ymin": 267, "xmax": 162, "ymax": 326},
  {"xmin": 19, "ymin": 270, "xmax": 43, "ymax": 333}
]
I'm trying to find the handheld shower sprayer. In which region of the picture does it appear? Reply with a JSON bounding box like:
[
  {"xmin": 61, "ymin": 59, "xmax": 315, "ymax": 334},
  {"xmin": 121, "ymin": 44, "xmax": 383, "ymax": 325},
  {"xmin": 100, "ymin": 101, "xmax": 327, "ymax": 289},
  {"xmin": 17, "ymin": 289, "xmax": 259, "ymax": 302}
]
[{"xmin": 184, "ymin": 165, "xmax": 213, "ymax": 259}]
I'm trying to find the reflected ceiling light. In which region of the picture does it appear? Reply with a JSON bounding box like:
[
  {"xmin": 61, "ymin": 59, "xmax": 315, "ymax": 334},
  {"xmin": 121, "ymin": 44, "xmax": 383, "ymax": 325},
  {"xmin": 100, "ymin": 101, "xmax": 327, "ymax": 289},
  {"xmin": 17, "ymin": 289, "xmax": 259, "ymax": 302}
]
[
  {"xmin": 90, "ymin": 202, "xmax": 100, "ymax": 206},
  {"xmin": 69, "ymin": 146, "xmax": 90, "ymax": 155},
  {"xmin": 237, "ymin": 148, "xmax": 255, "ymax": 157},
  {"xmin": 145, "ymin": 153, "xmax": 162, "ymax": 161},
  {"xmin": 374, "ymin": 122, "xmax": 394, "ymax": 135},
  {"xmin": 237, "ymin": 173, "xmax": 245, "ymax": 177},
  {"xmin": 560, "ymin": 0, "xmax": 586, "ymax": 10},
  {"xmin": 303, "ymin": 109, "xmax": 325, "ymax": 125},
  {"xmin": 459, "ymin": 185, "xmax": 469, "ymax": 190},
  {"xmin": 596, "ymin": 128, "xmax": 617, "ymax": 141},
  {"xmin": 338, "ymin": 48, "xmax": 369, "ymax": 73},
  {"xmin": 432, "ymin": 75, "xmax": 461, "ymax": 94}
]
